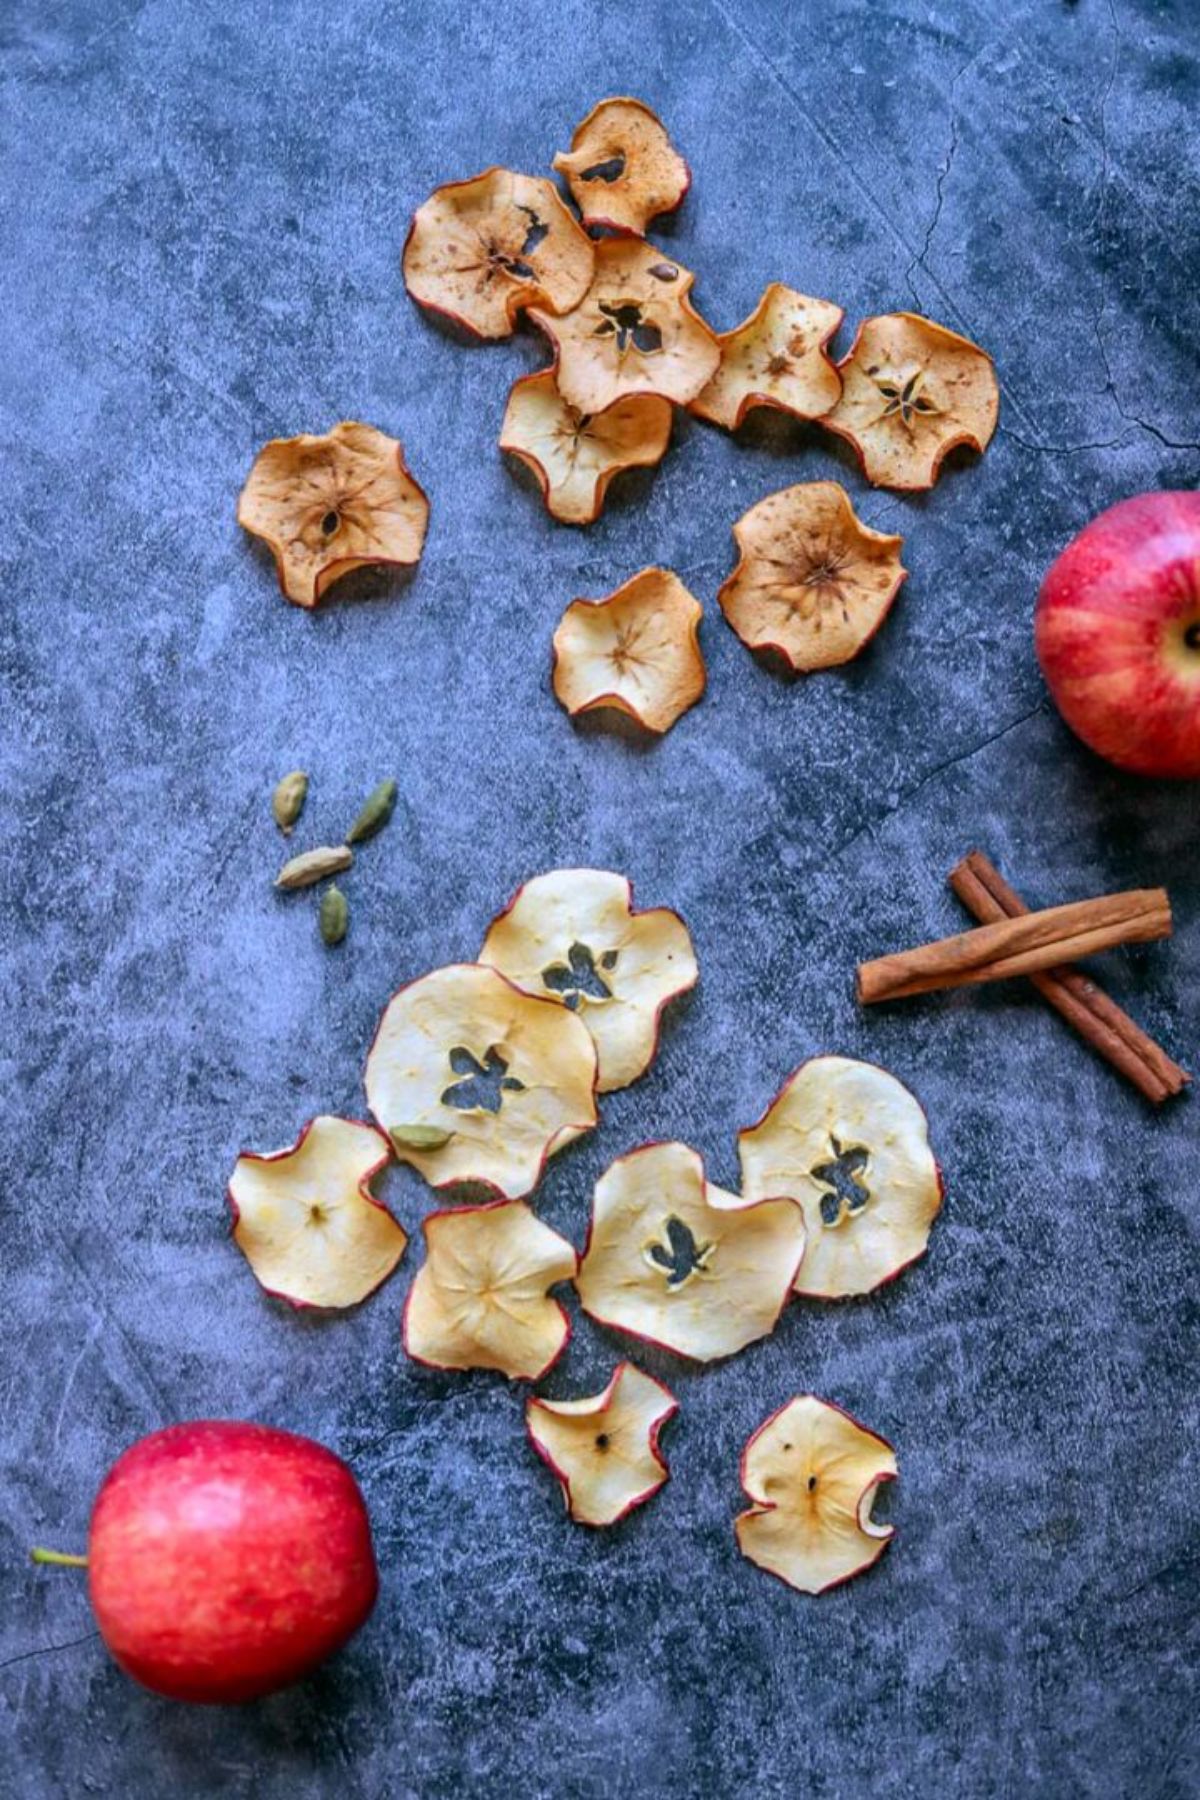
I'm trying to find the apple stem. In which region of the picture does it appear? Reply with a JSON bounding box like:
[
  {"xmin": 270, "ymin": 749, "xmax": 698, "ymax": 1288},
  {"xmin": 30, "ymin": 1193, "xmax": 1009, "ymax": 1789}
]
[{"xmin": 30, "ymin": 1547, "xmax": 89, "ymax": 1568}]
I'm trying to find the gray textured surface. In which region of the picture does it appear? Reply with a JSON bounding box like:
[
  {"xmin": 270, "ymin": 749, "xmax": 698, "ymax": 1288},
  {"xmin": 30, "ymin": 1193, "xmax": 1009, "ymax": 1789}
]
[{"xmin": 2, "ymin": 1, "xmax": 1198, "ymax": 1795}]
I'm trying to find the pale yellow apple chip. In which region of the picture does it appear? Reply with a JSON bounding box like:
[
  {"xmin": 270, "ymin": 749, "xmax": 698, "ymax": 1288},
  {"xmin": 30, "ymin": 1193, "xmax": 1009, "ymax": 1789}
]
[
  {"xmin": 402, "ymin": 167, "xmax": 594, "ymax": 341},
  {"xmin": 529, "ymin": 238, "xmax": 720, "ymax": 415},
  {"xmin": 479, "ymin": 868, "xmax": 698, "ymax": 1093},
  {"xmin": 821, "ymin": 311, "xmax": 999, "ymax": 491},
  {"xmin": 499, "ymin": 371, "xmax": 672, "ymax": 526},
  {"xmin": 691, "ymin": 285, "xmax": 843, "ymax": 430},
  {"xmin": 717, "ymin": 481, "xmax": 907, "ymax": 672},
  {"xmin": 575, "ymin": 1141, "xmax": 806, "ymax": 1361},
  {"xmin": 736, "ymin": 1395, "xmax": 897, "ymax": 1594},
  {"xmin": 237, "ymin": 422, "xmax": 429, "ymax": 609},
  {"xmin": 526, "ymin": 1362, "xmax": 677, "ymax": 1527},
  {"xmin": 228, "ymin": 1116, "xmax": 404, "ymax": 1310},
  {"xmin": 404, "ymin": 1199, "xmax": 576, "ymax": 1379},
  {"xmin": 737, "ymin": 1055, "xmax": 943, "ymax": 1299},
  {"xmin": 552, "ymin": 567, "xmax": 706, "ymax": 736},
  {"xmin": 552, "ymin": 96, "xmax": 690, "ymax": 236},
  {"xmin": 364, "ymin": 963, "xmax": 597, "ymax": 1201}
]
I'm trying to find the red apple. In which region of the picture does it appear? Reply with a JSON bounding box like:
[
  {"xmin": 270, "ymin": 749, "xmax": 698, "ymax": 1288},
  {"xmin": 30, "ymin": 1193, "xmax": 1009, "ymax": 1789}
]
[{"xmin": 1035, "ymin": 490, "xmax": 1200, "ymax": 778}]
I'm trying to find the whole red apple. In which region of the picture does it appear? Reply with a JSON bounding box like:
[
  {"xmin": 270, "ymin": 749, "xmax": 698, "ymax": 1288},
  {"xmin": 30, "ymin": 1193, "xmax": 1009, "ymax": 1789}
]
[{"xmin": 1035, "ymin": 490, "xmax": 1200, "ymax": 778}]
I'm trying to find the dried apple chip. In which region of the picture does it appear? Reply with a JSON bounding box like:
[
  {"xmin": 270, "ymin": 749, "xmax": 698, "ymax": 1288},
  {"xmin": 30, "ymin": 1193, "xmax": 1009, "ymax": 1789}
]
[
  {"xmin": 737, "ymin": 1055, "xmax": 943, "ymax": 1299},
  {"xmin": 237, "ymin": 421, "xmax": 429, "ymax": 609},
  {"xmin": 821, "ymin": 311, "xmax": 999, "ymax": 491},
  {"xmin": 736, "ymin": 1396, "xmax": 897, "ymax": 1594},
  {"xmin": 552, "ymin": 97, "xmax": 690, "ymax": 236},
  {"xmin": 228, "ymin": 1115, "xmax": 404, "ymax": 1310},
  {"xmin": 364, "ymin": 964, "xmax": 597, "ymax": 1201},
  {"xmin": 691, "ymin": 285, "xmax": 843, "ymax": 430},
  {"xmin": 526, "ymin": 1362, "xmax": 677, "ymax": 1527},
  {"xmin": 499, "ymin": 371, "xmax": 672, "ymax": 526},
  {"xmin": 717, "ymin": 481, "xmax": 907, "ymax": 672},
  {"xmin": 402, "ymin": 168, "xmax": 594, "ymax": 341},
  {"xmin": 575, "ymin": 1141, "xmax": 805, "ymax": 1362},
  {"xmin": 552, "ymin": 568, "xmax": 706, "ymax": 736},
  {"xmin": 479, "ymin": 868, "xmax": 697, "ymax": 1093},
  {"xmin": 404, "ymin": 1199, "xmax": 576, "ymax": 1379},
  {"xmin": 529, "ymin": 238, "xmax": 720, "ymax": 415}
]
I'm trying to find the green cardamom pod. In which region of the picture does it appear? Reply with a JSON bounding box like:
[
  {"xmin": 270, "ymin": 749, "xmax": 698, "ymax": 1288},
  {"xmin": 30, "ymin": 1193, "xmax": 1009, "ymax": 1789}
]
[
  {"xmin": 275, "ymin": 844, "xmax": 353, "ymax": 890},
  {"xmin": 389, "ymin": 1123, "xmax": 454, "ymax": 1154},
  {"xmin": 346, "ymin": 778, "xmax": 398, "ymax": 845},
  {"xmin": 319, "ymin": 885, "xmax": 349, "ymax": 946},
  {"xmin": 272, "ymin": 770, "xmax": 308, "ymax": 835}
]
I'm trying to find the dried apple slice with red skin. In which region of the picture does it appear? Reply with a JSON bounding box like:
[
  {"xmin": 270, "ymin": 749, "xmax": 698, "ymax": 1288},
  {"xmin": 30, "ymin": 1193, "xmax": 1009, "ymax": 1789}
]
[
  {"xmin": 364, "ymin": 963, "xmax": 598, "ymax": 1201},
  {"xmin": 228, "ymin": 1116, "xmax": 404, "ymax": 1311},
  {"xmin": 526, "ymin": 1362, "xmax": 678, "ymax": 1527},
  {"xmin": 737, "ymin": 1055, "xmax": 943, "ymax": 1299},
  {"xmin": 402, "ymin": 168, "xmax": 594, "ymax": 342},
  {"xmin": 552, "ymin": 568, "xmax": 706, "ymax": 736},
  {"xmin": 821, "ymin": 311, "xmax": 999, "ymax": 491},
  {"xmin": 499, "ymin": 370, "xmax": 672, "ymax": 526},
  {"xmin": 552, "ymin": 96, "xmax": 690, "ymax": 236},
  {"xmin": 403, "ymin": 1199, "xmax": 576, "ymax": 1380},
  {"xmin": 479, "ymin": 868, "xmax": 698, "ymax": 1093},
  {"xmin": 529, "ymin": 239, "xmax": 720, "ymax": 416},
  {"xmin": 736, "ymin": 1395, "xmax": 897, "ymax": 1594},
  {"xmin": 718, "ymin": 481, "xmax": 907, "ymax": 672},
  {"xmin": 690, "ymin": 285, "xmax": 844, "ymax": 430},
  {"xmin": 237, "ymin": 422, "xmax": 429, "ymax": 609},
  {"xmin": 575, "ymin": 1141, "xmax": 806, "ymax": 1362}
]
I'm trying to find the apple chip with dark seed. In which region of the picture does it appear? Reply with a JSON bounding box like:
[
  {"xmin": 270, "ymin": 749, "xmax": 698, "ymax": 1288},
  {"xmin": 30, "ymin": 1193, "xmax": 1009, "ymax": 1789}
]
[{"xmin": 527, "ymin": 1362, "xmax": 678, "ymax": 1527}]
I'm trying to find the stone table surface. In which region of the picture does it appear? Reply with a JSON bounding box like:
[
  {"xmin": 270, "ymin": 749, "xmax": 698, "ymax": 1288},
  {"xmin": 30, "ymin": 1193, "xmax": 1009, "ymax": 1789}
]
[{"xmin": 2, "ymin": 1, "xmax": 1197, "ymax": 1795}]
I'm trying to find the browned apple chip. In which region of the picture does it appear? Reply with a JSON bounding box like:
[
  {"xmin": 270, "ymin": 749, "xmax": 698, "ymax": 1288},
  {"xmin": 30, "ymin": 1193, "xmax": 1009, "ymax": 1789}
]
[
  {"xmin": 228, "ymin": 1116, "xmax": 405, "ymax": 1310},
  {"xmin": 552, "ymin": 96, "xmax": 690, "ymax": 236},
  {"xmin": 821, "ymin": 311, "xmax": 999, "ymax": 490},
  {"xmin": 402, "ymin": 168, "xmax": 594, "ymax": 341},
  {"xmin": 717, "ymin": 481, "xmax": 907, "ymax": 672},
  {"xmin": 691, "ymin": 285, "xmax": 844, "ymax": 430},
  {"xmin": 526, "ymin": 1361, "xmax": 678, "ymax": 1527},
  {"xmin": 552, "ymin": 567, "xmax": 706, "ymax": 736},
  {"xmin": 529, "ymin": 238, "xmax": 720, "ymax": 415},
  {"xmin": 237, "ymin": 422, "xmax": 429, "ymax": 609},
  {"xmin": 736, "ymin": 1396, "xmax": 897, "ymax": 1594},
  {"xmin": 404, "ymin": 1199, "xmax": 576, "ymax": 1379},
  {"xmin": 499, "ymin": 370, "xmax": 672, "ymax": 526}
]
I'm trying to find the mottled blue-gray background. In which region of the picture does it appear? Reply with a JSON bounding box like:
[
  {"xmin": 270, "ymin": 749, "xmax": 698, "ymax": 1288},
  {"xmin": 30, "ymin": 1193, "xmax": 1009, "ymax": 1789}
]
[{"xmin": 2, "ymin": 0, "xmax": 1197, "ymax": 1795}]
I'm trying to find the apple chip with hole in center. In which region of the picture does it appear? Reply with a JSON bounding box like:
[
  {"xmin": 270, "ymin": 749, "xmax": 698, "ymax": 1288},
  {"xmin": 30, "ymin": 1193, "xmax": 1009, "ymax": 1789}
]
[
  {"xmin": 237, "ymin": 422, "xmax": 429, "ymax": 609},
  {"xmin": 691, "ymin": 285, "xmax": 844, "ymax": 430},
  {"xmin": 526, "ymin": 1362, "xmax": 677, "ymax": 1527},
  {"xmin": 575, "ymin": 1141, "xmax": 806, "ymax": 1362},
  {"xmin": 737, "ymin": 1055, "xmax": 943, "ymax": 1299},
  {"xmin": 552, "ymin": 567, "xmax": 706, "ymax": 736},
  {"xmin": 821, "ymin": 311, "xmax": 999, "ymax": 490},
  {"xmin": 404, "ymin": 1199, "xmax": 576, "ymax": 1380},
  {"xmin": 718, "ymin": 481, "xmax": 907, "ymax": 672},
  {"xmin": 736, "ymin": 1395, "xmax": 897, "ymax": 1594},
  {"xmin": 479, "ymin": 868, "xmax": 698, "ymax": 1093},
  {"xmin": 364, "ymin": 964, "xmax": 598, "ymax": 1201},
  {"xmin": 402, "ymin": 167, "xmax": 594, "ymax": 341},
  {"xmin": 499, "ymin": 371, "xmax": 672, "ymax": 526},
  {"xmin": 228, "ymin": 1116, "xmax": 405, "ymax": 1310},
  {"xmin": 529, "ymin": 239, "xmax": 720, "ymax": 415},
  {"xmin": 552, "ymin": 96, "xmax": 690, "ymax": 236}
]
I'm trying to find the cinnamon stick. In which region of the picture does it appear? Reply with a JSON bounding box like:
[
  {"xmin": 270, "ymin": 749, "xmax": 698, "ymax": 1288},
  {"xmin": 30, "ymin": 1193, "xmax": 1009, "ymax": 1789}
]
[
  {"xmin": 856, "ymin": 887, "xmax": 1172, "ymax": 1005},
  {"xmin": 949, "ymin": 850, "xmax": 1188, "ymax": 1104}
]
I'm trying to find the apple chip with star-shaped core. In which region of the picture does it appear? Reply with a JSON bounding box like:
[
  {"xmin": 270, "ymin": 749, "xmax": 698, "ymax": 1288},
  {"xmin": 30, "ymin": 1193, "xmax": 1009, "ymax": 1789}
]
[
  {"xmin": 364, "ymin": 964, "xmax": 598, "ymax": 1200},
  {"xmin": 479, "ymin": 868, "xmax": 698, "ymax": 1093},
  {"xmin": 404, "ymin": 1199, "xmax": 577, "ymax": 1380},
  {"xmin": 736, "ymin": 1395, "xmax": 898, "ymax": 1594},
  {"xmin": 737, "ymin": 1055, "xmax": 943, "ymax": 1299},
  {"xmin": 526, "ymin": 1362, "xmax": 678, "ymax": 1527},
  {"xmin": 499, "ymin": 371, "xmax": 672, "ymax": 526},
  {"xmin": 228, "ymin": 1116, "xmax": 405, "ymax": 1310},
  {"xmin": 717, "ymin": 481, "xmax": 907, "ymax": 672},
  {"xmin": 821, "ymin": 311, "xmax": 999, "ymax": 490},
  {"xmin": 552, "ymin": 96, "xmax": 690, "ymax": 236},
  {"xmin": 575, "ymin": 1141, "xmax": 806, "ymax": 1361},
  {"xmin": 237, "ymin": 422, "xmax": 429, "ymax": 609},
  {"xmin": 691, "ymin": 284, "xmax": 844, "ymax": 430},
  {"xmin": 552, "ymin": 568, "xmax": 706, "ymax": 736}
]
